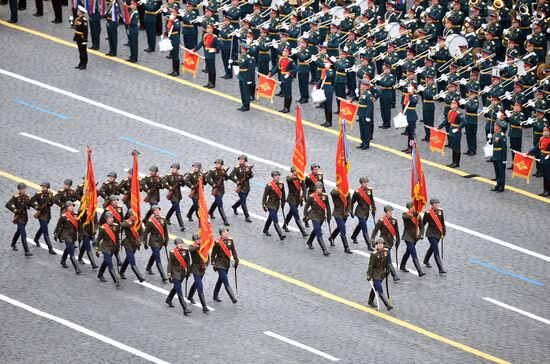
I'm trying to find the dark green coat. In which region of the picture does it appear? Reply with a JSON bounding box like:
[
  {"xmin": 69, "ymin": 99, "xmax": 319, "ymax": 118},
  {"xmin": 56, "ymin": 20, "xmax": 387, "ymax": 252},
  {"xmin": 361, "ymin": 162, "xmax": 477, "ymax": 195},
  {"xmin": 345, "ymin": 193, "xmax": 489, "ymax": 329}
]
[
  {"xmin": 229, "ymin": 165, "xmax": 254, "ymax": 194},
  {"xmin": 304, "ymin": 192, "xmax": 331, "ymax": 222},
  {"xmin": 422, "ymin": 208, "xmax": 446, "ymax": 239},
  {"xmin": 98, "ymin": 181, "xmax": 120, "ymax": 200},
  {"xmin": 5, "ymin": 193, "xmax": 30, "ymax": 224},
  {"xmin": 53, "ymin": 188, "xmax": 77, "ymax": 211},
  {"xmin": 492, "ymin": 131, "xmax": 508, "ymax": 161},
  {"xmin": 401, "ymin": 211, "xmax": 423, "ymax": 243},
  {"xmin": 167, "ymin": 247, "xmax": 190, "ymax": 281},
  {"xmin": 141, "ymin": 175, "xmax": 163, "ymax": 205},
  {"xmin": 286, "ymin": 175, "xmax": 306, "ymax": 204},
  {"xmin": 262, "ymin": 182, "xmax": 286, "ymax": 210},
  {"xmin": 211, "ymin": 237, "xmax": 238, "ymax": 270},
  {"xmin": 143, "ymin": 216, "xmax": 169, "ymax": 248},
  {"xmin": 54, "ymin": 212, "xmax": 79, "ymax": 243},
  {"xmin": 121, "ymin": 219, "xmax": 142, "ymax": 251},
  {"xmin": 161, "ymin": 173, "xmax": 184, "ymax": 202},
  {"xmin": 351, "ymin": 187, "xmax": 376, "ymax": 219},
  {"xmin": 370, "ymin": 215, "xmax": 400, "ymax": 249},
  {"xmin": 95, "ymin": 222, "xmax": 120, "ymax": 255},
  {"xmin": 205, "ymin": 167, "xmax": 229, "ymax": 196},
  {"xmin": 188, "ymin": 243, "xmax": 207, "ymax": 275},
  {"xmin": 367, "ymin": 249, "xmax": 389, "ymax": 281},
  {"xmin": 29, "ymin": 191, "xmax": 54, "ymax": 222},
  {"xmin": 330, "ymin": 189, "xmax": 350, "ymax": 219}
]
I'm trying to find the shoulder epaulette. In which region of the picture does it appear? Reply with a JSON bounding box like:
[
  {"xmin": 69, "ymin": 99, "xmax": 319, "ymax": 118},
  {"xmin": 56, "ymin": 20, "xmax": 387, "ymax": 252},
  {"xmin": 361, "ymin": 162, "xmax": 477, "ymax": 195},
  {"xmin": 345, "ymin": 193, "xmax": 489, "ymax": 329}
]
[{"xmin": 211, "ymin": 168, "xmax": 216, "ymax": 171}]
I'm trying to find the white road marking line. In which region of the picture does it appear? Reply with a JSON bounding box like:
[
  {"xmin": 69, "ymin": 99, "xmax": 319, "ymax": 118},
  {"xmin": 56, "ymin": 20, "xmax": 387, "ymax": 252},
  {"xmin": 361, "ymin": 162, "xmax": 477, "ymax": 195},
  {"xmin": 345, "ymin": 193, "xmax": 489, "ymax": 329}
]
[
  {"xmin": 2, "ymin": 68, "xmax": 547, "ymax": 263},
  {"xmin": 351, "ymin": 249, "xmax": 371, "ymax": 258},
  {"xmin": 483, "ymin": 297, "xmax": 550, "ymax": 326},
  {"xmin": 0, "ymin": 293, "xmax": 170, "ymax": 364},
  {"xmin": 133, "ymin": 280, "xmax": 215, "ymax": 311},
  {"xmin": 350, "ymin": 250, "xmax": 418, "ymax": 276},
  {"xmin": 264, "ymin": 331, "xmax": 340, "ymax": 362},
  {"xmin": 19, "ymin": 132, "xmax": 79, "ymax": 153}
]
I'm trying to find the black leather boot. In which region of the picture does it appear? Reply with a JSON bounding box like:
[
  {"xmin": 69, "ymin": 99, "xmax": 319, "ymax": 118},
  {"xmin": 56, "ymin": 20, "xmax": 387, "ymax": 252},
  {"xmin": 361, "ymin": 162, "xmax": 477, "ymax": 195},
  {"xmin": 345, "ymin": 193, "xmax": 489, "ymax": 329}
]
[
  {"xmin": 296, "ymin": 220, "xmax": 308, "ymax": 237},
  {"xmin": 274, "ymin": 223, "xmax": 286, "ymax": 241},
  {"xmin": 86, "ymin": 250, "xmax": 99, "ymax": 269},
  {"xmin": 119, "ymin": 260, "xmax": 129, "ymax": 279},
  {"xmin": 115, "ymin": 251, "xmax": 122, "ymax": 267},
  {"xmin": 60, "ymin": 250, "xmax": 69, "ymax": 268},
  {"xmin": 131, "ymin": 265, "xmax": 145, "ymax": 282},
  {"xmin": 435, "ymin": 255, "xmax": 447, "ymax": 274},
  {"xmin": 22, "ymin": 237, "xmax": 31, "ymax": 256},
  {"xmin": 363, "ymin": 232, "xmax": 374, "ymax": 251},
  {"xmin": 413, "ymin": 258, "xmax": 426, "ymax": 277},
  {"xmin": 208, "ymin": 203, "xmax": 216, "ymax": 219},
  {"xmin": 242, "ymin": 205, "xmax": 252, "ymax": 222},
  {"xmin": 263, "ymin": 219, "xmax": 272, "ymax": 236},
  {"xmin": 178, "ymin": 294, "xmax": 191, "ymax": 315},
  {"xmin": 367, "ymin": 289, "xmax": 377, "ymax": 307},
  {"xmin": 186, "ymin": 206, "xmax": 194, "ymax": 221},
  {"xmin": 109, "ymin": 267, "xmax": 121, "ymax": 287},
  {"xmin": 341, "ymin": 235, "xmax": 352, "ymax": 254},
  {"xmin": 400, "ymin": 253, "xmax": 409, "ymax": 272},
  {"xmin": 70, "ymin": 256, "xmax": 81, "ymax": 275},
  {"xmin": 389, "ymin": 264, "xmax": 400, "ymax": 281},
  {"xmin": 198, "ymin": 292, "xmax": 210, "ymax": 312},
  {"xmin": 11, "ymin": 231, "xmax": 19, "ymax": 251},
  {"xmin": 146, "ymin": 255, "xmax": 155, "ymax": 274},
  {"xmin": 33, "ymin": 229, "xmax": 41, "ymax": 247},
  {"xmin": 165, "ymin": 206, "xmax": 174, "ymax": 225},
  {"xmin": 317, "ymin": 236, "xmax": 330, "ymax": 256},
  {"xmin": 166, "ymin": 288, "xmax": 175, "ymax": 307},
  {"xmin": 44, "ymin": 235, "xmax": 56, "ymax": 254},
  {"xmin": 219, "ymin": 207, "xmax": 230, "ymax": 226},
  {"xmin": 78, "ymin": 245, "xmax": 86, "ymax": 264},
  {"xmin": 225, "ymin": 286, "xmax": 238, "ymax": 303},
  {"xmin": 175, "ymin": 211, "xmax": 186, "ymax": 231},
  {"xmin": 232, "ymin": 202, "xmax": 240, "ymax": 215},
  {"xmin": 97, "ymin": 262, "xmax": 107, "ymax": 282},
  {"xmin": 423, "ymin": 248, "xmax": 433, "ymax": 268},
  {"xmin": 157, "ymin": 262, "xmax": 168, "ymax": 282},
  {"xmin": 306, "ymin": 232, "xmax": 315, "ymax": 249},
  {"xmin": 351, "ymin": 225, "xmax": 359, "ymax": 244},
  {"xmin": 379, "ymin": 292, "xmax": 393, "ymax": 311},
  {"xmin": 328, "ymin": 229, "xmax": 337, "ymax": 247},
  {"xmin": 213, "ymin": 281, "xmax": 222, "ymax": 302}
]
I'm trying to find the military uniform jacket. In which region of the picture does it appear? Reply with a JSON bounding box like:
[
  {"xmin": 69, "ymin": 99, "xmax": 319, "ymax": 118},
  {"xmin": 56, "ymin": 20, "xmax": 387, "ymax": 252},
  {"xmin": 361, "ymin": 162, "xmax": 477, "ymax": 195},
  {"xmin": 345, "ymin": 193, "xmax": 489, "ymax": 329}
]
[
  {"xmin": 53, "ymin": 188, "xmax": 77, "ymax": 210},
  {"xmin": 73, "ymin": 16, "xmax": 88, "ymax": 43},
  {"xmin": 188, "ymin": 243, "xmax": 207, "ymax": 275},
  {"xmin": 377, "ymin": 73, "xmax": 395, "ymax": 99},
  {"xmin": 296, "ymin": 48, "xmax": 312, "ymax": 74},
  {"xmin": 357, "ymin": 89, "xmax": 375, "ymax": 117},
  {"xmin": 99, "ymin": 205, "xmax": 124, "ymax": 225},
  {"xmin": 492, "ymin": 131, "xmax": 508, "ymax": 161},
  {"xmin": 78, "ymin": 212, "xmax": 97, "ymax": 237},
  {"xmin": 95, "ymin": 222, "xmax": 120, "ymax": 254},
  {"xmin": 54, "ymin": 212, "xmax": 80, "ymax": 243},
  {"xmin": 181, "ymin": 9, "xmax": 198, "ymax": 35},
  {"xmin": 330, "ymin": 189, "xmax": 350, "ymax": 219},
  {"xmin": 507, "ymin": 112, "xmax": 525, "ymax": 139},
  {"xmin": 262, "ymin": 181, "xmax": 286, "ymax": 210},
  {"xmin": 367, "ymin": 249, "xmax": 389, "ymax": 281},
  {"xmin": 211, "ymin": 237, "xmax": 238, "ymax": 270},
  {"xmin": 121, "ymin": 219, "xmax": 142, "ymax": 250},
  {"xmin": 141, "ymin": 175, "xmax": 163, "ymax": 204},
  {"xmin": 143, "ymin": 216, "xmax": 168, "ymax": 247},
  {"xmin": 371, "ymin": 215, "xmax": 400, "ymax": 249},
  {"xmin": 161, "ymin": 173, "xmax": 184, "ymax": 202},
  {"xmin": 167, "ymin": 247, "xmax": 190, "ymax": 281},
  {"xmin": 305, "ymin": 172, "xmax": 324, "ymax": 194},
  {"xmin": 464, "ymin": 98, "xmax": 479, "ymax": 125},
  {"xmin": 6, "ymin": 193, "xmax": 30, "ymax": 224},
  {"xmin": 402, "ymin": 211, "xmax": 423, "ymax": 242},
  {"xmin": 206, "ymin": 167, "xmax": 228, "ymax": 196},
  {"xmin": 304, "ymin": 192, "xmax": 331, "ymax": 222},
  {"xmin": 237, "ymin": 53, "xmax": 255, "ymax": 83},
  {"xmin": 422, "ymin": 207, "xmax": 446, "ymax": 239},
  {"xmin": 421, "ymin": 84, "xmax": 436, "ymax": 111},
  {"xmin": 229, "ymin": 165, "xmax": 254, "ymax": 194},
  {"xmin": 29, "ymin": 191, "xmax": 54, "ymax": 222},
  {"xmin": 351, "ymin": 187, "xmax": 375, "ymax": 219},
  {"xmin": 183, "ymin": 171, "xmax": 204, "ymax": 199},
  {"xmin": 99, "ymin": 181, "xmax": 119, "ymax": 200},
  {"xmin": 286, "ymin": 175, "xmax": 306, "ymax": 204},
  {"xmin": 75, "ymin": 183, "xmax": 85, "ymax": 201}
]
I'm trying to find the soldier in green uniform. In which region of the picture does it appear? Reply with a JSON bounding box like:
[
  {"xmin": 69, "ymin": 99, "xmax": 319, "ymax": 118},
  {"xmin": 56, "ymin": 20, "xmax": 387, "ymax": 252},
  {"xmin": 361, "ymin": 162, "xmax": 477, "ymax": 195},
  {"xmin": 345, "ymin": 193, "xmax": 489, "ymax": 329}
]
[
  {"xmin": 206, "ymin": 158, "xmax": 230, "ymax": 226},
  {"xmin": 73, "ymin": 6, "xmax": 88, "ymax": 70},
  {"xmin": 194, "ymin": 23, "xmax": 222, "ymax": 88},
  {"xmin": 183, "ymin": 162, "xmax": 203, "ymax": 221},
  {"xmin": 162, "ymin": 162, "xmax": 185, "ymax": 231},
  {"xmin": 53, "ymin": 179, "xmax": 77, "ymax": 216},
  {"xmin": 117, "ymin": 168, "xmax": 136, "ymax": 210},
  {"xmin": 127, "ymin": 1, "xmax": 139, "ymax": 63},
  {"xmin": 54, "ymin": 201, "xmax": 81, "ymax": 274},
  {"xmin": 282, "ymin": 167, "xmax": 308, "ymax": 236},
  {"xmin": 326, "ymin": 23, "xmax": 340, "ymax": 58},
  {"xmin": 317, "ymin": 58, "xmax": 335, "ymax": 127},
  {"xmin": 419, "ymin": 73, "xmax": 436, "ymax": 141},
  {"xmin": 491, "ymin": 119, "xmax": 508, "ymax": 192},
  {"xmin": 187, "ymin": 234, "xmax": 210, "ymax": 312},
  {"xmin": 141, "ymin": 165, "xmax": 163, "ymax": 222},
  {"xmin": 29, "ymin": 182, "xmax": 56, "ymax": 254},
  {"xmin": 296, "ymin": 39, "xmax": 312, "ymax": 104},
  {"xmin": 367, "ymin": 239, "xmax": 392, "ymax": 310},
  {"xmin": 350, "ymin": 177, "xmax": 376, "ymax": 250},
  {"xmin": 76, "ymin": 206, "xmax": 98, "ymax": 268},
  {"xmin": 143, "ymin": 0, "xmax": 161, "ymax": 52},
  {"xmin": 422, "ymin": 198, "xmax": 447, "ymax": 273},
  {"xmin": 99, "ymin": 171, "xmax": 119, "ymax": 207},
  {"xmin": 212, "ymin": 227, "xmax": 239, "ymax": 304},
  {"xmin": 269, "ymin": 46, "xmax": 297, "ymax": 113},
  {"xmin": 306, "ymin": 21, "xmax": 321, "ymax": 82},
  {"xmin": 377, "ymin": 62, "xmax": 396, "ymax": 129},
  {"xmin": 118, "ymin": 209, "xmax": 145, "ymax": 282},
  {"xmin": 74, "ymin": 175, "xmax": 85, "ymax": 203},
  {"xmin": 220, "ymin": 16, "xmax": 235, "ymax": 79},
  {"xmin": 222, "ymin": 0, "xmax": 241, "ymax": 59},
  {"xmin": 236, "ymin": 43, "xmax": 254, "ymax": 112},
  {"xmin": 327, "ymin": 186, "xmax": 352, "ymax": 254},
  {"xmin": 526, "ymin": 125, "xmax": 550, "ymax": 196},
  {"xmin": 356, "ymin": 54, "xmax": 375, "ymax": 82},
  {"xmin": 88, "ymin": 0, "xmax": 102, "ymax": 50},
  {"xmin": 463, "ymin": 88, "xmax": 480, "ymax": 156},
  {"xmin": 164, "ymin": 8, "xmax": 182, "ymax": 76},
  {"xmin": 255, "ymin": 27, "xmax": 271, "ymax": 76},
  {"xmin": 438, "ymin": 99, "xmax": 466, "ymax": 168},
  {"xmin": 304, "ymin": 182, "xmax": 331, "ymax": 256},
  {"xmin": 99, "ymin": 195, "xmax": 124, "ymax": 266},
  {"xmin": 370, "ymin": 205, "xmax": 400, "ymax": 281},
  {"xmin": 506, "ymin": 101, "xmax": 527, "ymax": 168},
  {"xmin": 262, "ymin": 170, "xmax": 287, "ymax": 240},
  {"xmin": 143, "ymin": 205, "xmax": 169, "ymax": 281},
  {"xmin": 529, "ymin": 22, "xmax": 547, "ymax": 62},
  {"xmin": 5, "ymin": 183, "xmax": 32, "ymax": 256},
  {"xmin": 165, "ymin": 237, "xmax": 192, "ymax": 315},
  {"xmin": 229, "ymin": 154, "xmax": 254, "ymax": 222},
  {"xmin": 356, "ymin": 79, "xmax": 376, "ymax": 149},
  {"xmin": 523, "ymin": 109, "xmax": 547, "ymax": 177},
  {"xmin": 333, "ymin": 50, "xmax": 350, "ymax": 115},
  {"xmin": 399, "ymin": 202, "xmax": 425, "ymax": 276},
  {"xmin": 402, "ymin": 81, "xmax": 419, "ymax": 154},
  {"xmin": 181, "ymin": 2, "xmax": 199, "ymax": 50},
  {"xmin": 483, "ymin": 95, "xmax": 503, "ymax": 141},
  {"xmin": 105, "ymin": 0, "xmax": 119, "ymax": 57}
]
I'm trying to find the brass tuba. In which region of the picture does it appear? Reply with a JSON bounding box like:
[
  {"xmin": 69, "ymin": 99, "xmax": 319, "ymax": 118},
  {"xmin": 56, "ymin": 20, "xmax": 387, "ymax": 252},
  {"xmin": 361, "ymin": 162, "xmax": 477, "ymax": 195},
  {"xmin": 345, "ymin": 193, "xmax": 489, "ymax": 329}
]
[
  {"xmin": 493, "ymin": 0, "xmax": 504, "ymax": 9},
  {"xmin": 469, "ymin": 0, "xmax": 478, "ymax": 6},
  {"xmin": 518, "ymin": 4, "xmax": 529, "ymax": 15}
]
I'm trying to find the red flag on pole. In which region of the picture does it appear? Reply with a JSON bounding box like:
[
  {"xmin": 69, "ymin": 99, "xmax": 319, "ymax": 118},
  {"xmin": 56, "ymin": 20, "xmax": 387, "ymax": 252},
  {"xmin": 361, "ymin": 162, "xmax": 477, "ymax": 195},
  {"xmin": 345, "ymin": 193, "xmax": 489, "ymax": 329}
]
[
  {"xmin": 411, "ymin": 141, "xmax": 427, "ymax": 213},
  {"xmin": 182, "ymin": 50, "xmax": 200, "ymax": 78},
  {"xmin": 77, "ymin": 146, "xmax": 98, "ymax": 227},
  {"xmin": 291, "ymin": 105, "xmax": 307, "ymax": 180},
  {"xmin": 257, "ymin": 73, "xmax": 278, "ymax": 103},
  {"xmin": 512, "ymin": 152, "xmax": 535, "ymax": 184},
  {"xmin": 130, "ymin": 151, "xmax": 142, "ymax": 232},
  {"xmin": 335, "ymin": 120, "xmax": 350, "ymax": 197},
  {"xmin": 197, "ymin": 176, "xmax": 214, "ymax": 262},
  {"xmin": 429, "ymin": 128, "xmax": 447, "ymax": 156},
  {"xmin": 338, "ymin": 99, "xmax": 359, "ymax": 129}
]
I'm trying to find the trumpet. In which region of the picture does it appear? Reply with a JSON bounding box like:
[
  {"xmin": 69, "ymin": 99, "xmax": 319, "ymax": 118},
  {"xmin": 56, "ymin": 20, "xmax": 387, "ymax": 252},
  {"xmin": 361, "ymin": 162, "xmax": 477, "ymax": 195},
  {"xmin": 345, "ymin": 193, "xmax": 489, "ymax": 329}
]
[{"xmin": 155, "ymin": 2, "xmax": 169, "ymax": 14}]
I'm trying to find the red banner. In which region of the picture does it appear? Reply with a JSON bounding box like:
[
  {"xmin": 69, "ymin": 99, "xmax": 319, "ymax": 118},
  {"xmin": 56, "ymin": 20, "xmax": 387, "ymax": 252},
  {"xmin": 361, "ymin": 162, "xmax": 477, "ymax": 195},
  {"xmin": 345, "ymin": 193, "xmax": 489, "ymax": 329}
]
[
  {"xmin": 429, "ymin": 128, "xmax": 447, "ymax": 156},
  {"xmin": 198, "ymin": 176, "xmax": 214, "ymax": 262},
  {"xmin": 257, "ymin": 73, "xmax": 277, "ymax": 102},
  {"xmin": 172, "ymin": 247, "xmax": 188, "ymax": 269},
  {"xmin": 77, "ymin": 146, "xmax": 98, "ymax": 228},
  {"xmin": 512, "ymin": 153, "xmax": 535, "ymax": 184},
  {"xmin": 130, "ymin": 151, "xmax": 142, "ymax": 233},
  {"xmin": 338, "ymin": 99, "xmax": 359, "ymax": 129},
  {"xmin": 123, "ymin": 3, "xmax": 130, "ymax": 24},
  {"xmin": 411, "ymin": 141, "xmax": 427, "ymax": 213},
  {"xmin": 291, "ymin": 105, "xmax": 307, "ymax": 181},
  {"xmin": 335, "ymin": 121, "xmax": 350, "ymax": 197},
  {"xmin": 182, "ymin": 50, "xmax": 200, "ymax": 78}
]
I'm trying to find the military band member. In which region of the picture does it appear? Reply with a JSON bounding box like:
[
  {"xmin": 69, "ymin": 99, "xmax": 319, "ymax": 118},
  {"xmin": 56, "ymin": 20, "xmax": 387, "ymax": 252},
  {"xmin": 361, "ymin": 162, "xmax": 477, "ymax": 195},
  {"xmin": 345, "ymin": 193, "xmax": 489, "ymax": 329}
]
[
  {"xmin": 229, "ymin": 154, "xmax": 254, "ymax": 222},
  {"xmin": 377, "ymin": 62, "xmax": 395, "ymax": 129},
  {"xmin": 282, "ymin": 167, "xmax": 308, "ymax": 236},
  {"xmin": 193, "ymin": 23, "xmax": 222, "ymax": 88},
  {"xmin": 367, "ymin": 238, "xmax": 392, "ymax": 310},
  {"xmin": 143, "ymin": 0, "xmax": 161, "ymax": 52},
  {"xmin": 490, "ymin": 119, "xmax": 508, "ymax": 192},
  {"xmin": 327, "ymin": 186, "xmax": 352, "ymax": 254},
  {"xmin": 463, "ymin": 88, "xmax": 480, "ymax": 156},
  {"xmin": 98, "ymin": 171, "xmax": 119, "ymax": 207},
  {"xmin": 262, "ymin": 170, "xmax": 287, "ymax": 240},
  {"xmin": 183, "ymin": 162, "xmax": 203, "ymax": 221},
  {"xmin": 317, "ymin": 58, "xmax": 335, "ymax": 127},
  {"xmin": 162, "ymin": 162, "xmax": 186, "ymax": 231},
  {"xmin": 29, "ymin": 182, "xmax": 56, "ymax": 254},
  {"xmin": 143, "ymin": 205, "xmax": 169, "ymax": 282},
  {"xmin": 350, "ymin": 177, "xmax": 376, "ymax": 250},
  {"xmin": 507, "ymin": 101, "xmax": 526, "ymax": 169},
  {"xmin": 187, "ymin": 234, "xmax": 210, "ymax": 313},
  {"xmin": 304, "ymin": 182, "xmax": 331, "ymax": 256},
  {"xmin": 419, "ymin": 73, "xmax": 436, "ymax": 141},
  {"xmin": 206, "ymin": 158, "xmax": 230, "ymax": 226},
  {"xmin": 356, "ymin": 79, "xmax": 376, "ymax": 150},
  {"xmin": 438, "ymin": 99, "xmax": 466, "ymax": 168},
  {"xmin": 105, "ymin": 0, "xmax": 119, "ymax": 57},
  {"xmin": 237, "ymin": 43, "xmax": 254, "ymax": 112},
  {"xmin": 526, "ymin": 125, "xmax": 550, "ymax": 197},
  {"xmin": 402, "ymin": 82, "xmax": 419, "ymax": 154},
  {"xmin": 141, "ymin": 165, "xmax": 163, "ymax": 222},
  {"xmin": 212, "ymin": 227, "xmax": 239, "ymax": 304},
  {"xmin": 524, "ymin": 109, "xmax": 547, "ymax": 178},
  {"xmin": 165, "ymin": 238, "xmax": 192, "ymax": 315},
  {"xmin": 118, "ymin": 209, "xmax": 145, "ymax": 282},
  {"xmin": 76, "ymin": 208, "xmax": 98, "ymax": 269},
  {"xmin": 370, "ymin": 205, "xmax": 400, "ymax": 281},
  {"xmin": 422, "ymin": 198, "xmax": 446, "ymax": 273},
  {"xmin": 53, "ymin": 201, "xmax": 81, "ymax": 274},
  {"xmin": 5, "ymin": 183, "xmax": 32, "ymax": 256},
  {"xmin": 127, "ymin": 1, "xmax": 139, "ymax": 63},
  {"xmin": 164, "ymin": 7, "xmax": 182, "ymax": 77},
  {"xmin": 399, "ymin": 202, "xmax": 425, "ymax": 276},
  {"xmin": 296, "ymin": 39, "xmax": 312, "ymax": 104},
  {"xmin": 53, "ymin": 179, "xmax": 77, "ymax": 215},
  {"xmin": 269, "ymin": 47, "xmax": 296, "ymax": 113},
  {"xmin": 181, "ymin": 2, "xmax": 199, "ymax": 50},
  {"xmin": 74, "ymin": 5, "xmax": 89, "ymax": 70}
]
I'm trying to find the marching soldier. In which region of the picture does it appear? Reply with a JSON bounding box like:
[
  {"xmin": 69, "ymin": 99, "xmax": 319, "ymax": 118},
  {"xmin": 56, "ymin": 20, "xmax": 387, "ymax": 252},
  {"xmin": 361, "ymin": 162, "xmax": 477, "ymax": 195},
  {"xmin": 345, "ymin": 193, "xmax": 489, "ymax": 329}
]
[
  {"xmin": 269, "ymin": 46, "xmax": 297, "ymax": 113},
  {"xmin": 370, "ymin": 205, "xmax": 400, "ymax": 281},
  {"xmin": 187, "ymin": 234, "xmax": 210, "ymax": 313},
  {"xmin": 54, "ymin": 201, "xmax": 81, "ymax": 274},
  {"xmin": 127, "ymin": 1, "xmax": 139, "ymax": 63},
  {"xmin": 5, "ymin": 183, "xmax": 32, "ymax": 256},
  {"xmin": 162, "ymin": 162, "xmax": 186, "ymax": 231},
  {"xmin": 350, "ymin": 177, "xmax": 376, "ymax": 250},
  {"xmin": 29, "ymin": 182, "xmax": 56, "ymax": 254},
  {"xmin": 141, "ymin": 165, "xmax": 163, "ymax": 222},
  {"xmin": 282, "ymin": 167, "xmax": 308, "ymax": 236},
  {"xmin": 212, "ymin": 227, "xmax": 239, "ymax": 304},
  {"xmin": 304, "ymin": 182, "xmax": 331, "ymax": 256},
  {"xmin": 165, "ymin": 238, "xmax": 192, "ymax": 315},
  {"xmin": 94, "ymin": 212, "xmax": 120, "ymax": 287},
  {"xmin": 76, "ymin": 207, "xmax": 98, "ymax": 269},
  {"xmin": 73, "ymin": 5, "xmax": 89, "ymax": 70},
  {"xmin": 105, "ymin": 0, "xmax": 119, "ymax": 57},
  {"xmin": 367, "ymin": 238, "xmax": 393, "ymax": 311},
  {"xmin": 143, "ymin": 205, "xmax": 169, "ymax": 282},
  {"xmin": 422, "ymin": 198, "xmax": 447, "ymax": 274},
  {"xmin": 327, "ymin": 186, "xmax": 352, "ymax": 254},
  {"xmin": 118, "ymin": 168, "xmax": 137, "ymax": 210},
  {"xmin": 118, "ymin": 209, "xmax": 145, "ymax": 282},
  {"xmin": 206, "ymin": 158, "xmax": 230, "ymax": 226},
  {"xmin": 98, "ymin": 171, "xmax": 119, "ymax": 207},
  {"xmin": 75, "ymin": 176, "xmax": 86, "ymax": 201},
  {"xmin": 99, "ymin": 195, "xmax": 124, "ymax": 266},
  {"xmin": 490, "ymin": 119, "xmax": 508, "ymax": 192},
  {"xmin": 399, "ymin": 202, "xmax": 425, "ymax": 277},
  {"xmin": 229, "ymin": 154, "xmax": 254, "ymax": 222},
  {"xmin": 262, "ymin": 170, "xmax": 287, "ymax": 240},
  {"xmin": 53, "ymin": 179, "xmax": 77, "ymax": 215},
  {"xmin": 183, "ymin": 162, "xmax": 203, "ymax": 221},
  {"xmin": 305, "ymin": 163, "xmax": 324, "ymax": 194}
]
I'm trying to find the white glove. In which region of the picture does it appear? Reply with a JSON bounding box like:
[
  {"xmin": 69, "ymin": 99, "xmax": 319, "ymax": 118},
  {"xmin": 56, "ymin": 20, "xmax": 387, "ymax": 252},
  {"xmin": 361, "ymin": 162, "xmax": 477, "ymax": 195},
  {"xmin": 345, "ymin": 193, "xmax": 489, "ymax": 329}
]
[
  {"xmin": 483, "ymin": 86, "xmax": 491, "ymax": 94},
  {"xmin": 380, "ymin": 41, "xmax": 386, "ymax": 47},
  {"xmin": 544, "ymin": 80, "xmax": 550, "ymax": 85},
  {"xmin": 482, "ymin": 107, "xmax": 489, "ymax": 114},
  {"xmin": 69, "ymin": 15, "xmax": 74, "ymax": 21},
  {"xmin": 481, "ymin": 23, "xmax": 487, "ymax": 30},
  {"xmin": 282, "ymin": 23, "xmax": 289, "ymax": 30},
  {"xmin": 527, "ymin": 100, "xmax": 535, "ymax": 107},
  {"xmin": 452, "ymin": 128, "xmax": 458, "ymax": 133},
  {"xmin": 178, "ymin": 9, "xmax": 185, "ymax": 16},
  {"xmin": 440, "ymin": 74, "xmax": 448, "ymax": 81},
  {"xmin": 291, "ymin": 48, "xmax": 299, "ymax": 55},
  {"xmin": 417, "ymin": 85, "xmax": 425, "ymax": 91},
  {"xmin": 397, "ymin": 59, "xmax": 405, "ymax": 66},
  {"xmin": 460, "ymin": 78, "xmax": 467, "ymax": 85},
  {"xmin": 359, "ymin": 48, "xmax": 366, "ymax": 54},
  {"xmin": 247, "ymin": 81, "xmax": 252, "ymax": 84},
  {"xmin": 162, "ymin": 8, "xmax": 168, "ymax": 13},
  {"xmin": 273, "ymin": 43, "xmax": 278, "ymax": 49},
  {"xmin": 459, "ymin": 98, "xmax": 466, "ymax": 105},
  {"xmin": 285, "ymin": 74, "xmax": 289, "ymax": 79},
  {"xmin": 201, "ymin": 0, "xmax": 208, "ymax": 6},
  {"xmin": 416, "ymin": 39, "xmax": 421, "ymax": 45},
  {"xmin": 235, "ymin": 33, "xmax": 241, "ymax": 38},
  {"xmin": 527, "ymin": 34, "xmax": 532, "ymax": 40},
  {"xmin": 505, "ymin": 110, "xmax": 511, "ymax": 117},
  {"xmin": 545, "ymin": 154, "xmax": 549, "ymax": 160},
  {"xmin": 487, "ymin": 133, "xmax": 493, "ymax": 140},
  {"xmin": 169, "ymin": 14, "xmax": 175, "ymax": 20},
  {"xmin": 310, "ymin": 54, "xmax": 318, "ymax": 61},
  {"xmin": 228, "ymin": 59, "xmax": 233, "ymax": 64},
  {"xmin": 329, "ymin": 56, "xmax": 337, "ymax": 62},
  {"xmin": 343, "ymin": 46, "xmax": 349, "ymax": 52},
  {"xmin": 82, "ymin": 42, "xmax": 87, "ymax": 45}
]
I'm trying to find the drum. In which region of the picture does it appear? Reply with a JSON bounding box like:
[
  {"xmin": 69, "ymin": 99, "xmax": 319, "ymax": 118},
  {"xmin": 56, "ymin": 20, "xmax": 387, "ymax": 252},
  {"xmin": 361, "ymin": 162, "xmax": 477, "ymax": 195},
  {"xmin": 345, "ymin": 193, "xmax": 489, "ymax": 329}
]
[
  {"xmin": 232, "ymin": 65, "xmax": 240, "ymax": 77},
  {"xmin": 483, "ymin": 142, "xmax": 494, "ymax": 158},
  {"xmin": 446, "ymin": 34, "xmax": 468, "ymax": 57},
  {"xmin": 159, "ymin": 38, "xmax": 173, "ymax": 52},
  {"xmin": 312, "ymin": 88, "xmax": 327, "ymax": 103},
  {"xmin": 393, "ymin": 112, "xmax": 408, "ymax": 128},
  {"xmin": 386, "ymin": 22, "xmax": 400, "ymax": 40}
]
